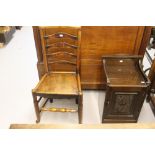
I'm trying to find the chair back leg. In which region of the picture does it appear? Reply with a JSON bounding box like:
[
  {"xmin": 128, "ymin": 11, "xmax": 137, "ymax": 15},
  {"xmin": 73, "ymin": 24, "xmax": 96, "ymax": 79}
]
[{"xmin": 78, "ymin": 94, "xmax": 83, "ymax": 124}]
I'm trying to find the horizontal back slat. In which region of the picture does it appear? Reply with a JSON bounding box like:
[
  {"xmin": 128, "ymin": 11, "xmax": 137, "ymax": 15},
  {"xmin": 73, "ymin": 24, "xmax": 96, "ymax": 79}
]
[{"xmin": 39, "ymin": 26, "xmax": 81, "ymax": 73}]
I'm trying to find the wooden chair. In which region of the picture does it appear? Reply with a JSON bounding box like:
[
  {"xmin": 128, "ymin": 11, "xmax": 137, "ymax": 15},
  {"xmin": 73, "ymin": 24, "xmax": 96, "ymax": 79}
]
[{"xmin": 32, "ymin": 26, "xmax": 83, "ymax": 123}]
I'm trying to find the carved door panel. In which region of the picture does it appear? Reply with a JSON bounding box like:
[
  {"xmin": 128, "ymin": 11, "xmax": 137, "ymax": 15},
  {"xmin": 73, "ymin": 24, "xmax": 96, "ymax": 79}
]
[
  {"xmin": 103, "ymin": 89, "xmax": 145, "ymax": 122},
  {"xmin": 111, "ymin": 92, "xmax": 138, "ymax": 116}
]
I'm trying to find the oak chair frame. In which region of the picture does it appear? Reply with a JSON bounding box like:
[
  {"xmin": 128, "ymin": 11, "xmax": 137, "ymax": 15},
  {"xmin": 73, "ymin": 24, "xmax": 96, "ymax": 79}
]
[{"xmin": 32, "ymin": 26, "xmax": 83, "ymax": 123}]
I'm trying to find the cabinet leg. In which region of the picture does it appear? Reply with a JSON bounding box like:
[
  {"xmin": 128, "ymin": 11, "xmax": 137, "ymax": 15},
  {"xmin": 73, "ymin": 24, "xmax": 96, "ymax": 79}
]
[
  {"xmin": 49, "ymin": 98, "xmax": 53, "ymax": 103},
  {"xmin": 146, "ymin": 94, "xmax": 151, "ymax": 102}
]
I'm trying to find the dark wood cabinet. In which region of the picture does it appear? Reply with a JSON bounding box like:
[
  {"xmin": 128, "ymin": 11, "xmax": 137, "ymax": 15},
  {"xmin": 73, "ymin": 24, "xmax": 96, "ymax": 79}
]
[{"xmin": 102, "ymin": 55, "xmax": 150, "ymax": 123}]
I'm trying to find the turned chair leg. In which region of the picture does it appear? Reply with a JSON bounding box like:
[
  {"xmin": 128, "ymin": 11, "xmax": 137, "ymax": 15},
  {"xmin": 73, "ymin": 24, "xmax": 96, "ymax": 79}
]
[
  {"xmin": 78, "ymin": 94, "xmax": 83, "ymax": 124},
  {"xmin": 32, "ymin": 93, "xmax": 40, "ymax": 123}
]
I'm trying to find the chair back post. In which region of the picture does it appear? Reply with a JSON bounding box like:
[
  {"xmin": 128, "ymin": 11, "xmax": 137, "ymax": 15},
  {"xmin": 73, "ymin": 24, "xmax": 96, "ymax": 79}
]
[
  {"xmin": 76, "ymin": 28, "xmax": 81, "ymax": 74},
  {"xmin": 40, "ymin": 28, "xmax": 49, "ymax": 73}
]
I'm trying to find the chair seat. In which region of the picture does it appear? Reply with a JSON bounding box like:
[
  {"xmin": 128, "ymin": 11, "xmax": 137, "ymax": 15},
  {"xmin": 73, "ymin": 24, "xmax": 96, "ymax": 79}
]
[{"xmin": 33, "ymin": 72, "xmax": 80, "ymax": 95}]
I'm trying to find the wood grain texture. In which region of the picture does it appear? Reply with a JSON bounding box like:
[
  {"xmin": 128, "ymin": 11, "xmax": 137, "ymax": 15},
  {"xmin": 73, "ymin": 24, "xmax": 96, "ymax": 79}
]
[
  {"xmin": 80, "ymin": 26, "xmax": 145, "ymax": 89},
  {"xmin": 102, "ymin": 55, "xmax": 150, "ymax": 123},
  {"xmin": 33, "ymin": 26, "xmax": 43, "ymax": 62},
  {"xmin": 103, "ymin": 58, "xmax": 147, "ymax": 86},
  {"xmin": 33, "ymin": 26, "xmax": 150, "ymax": 89},
  {"xmin": 139, "ymin": 26, "xmax": 152, "ymax": 55},
  {"xmin": 10, "ymin": 123, "xmax": 155, "ymax": 129},
  {"xmin": 39, "ymin": 26, "xmax": 80, "ymax": 73},
  {"xmin": 33, "ymin": 72, "xmax": 79, "ymax": 95}
]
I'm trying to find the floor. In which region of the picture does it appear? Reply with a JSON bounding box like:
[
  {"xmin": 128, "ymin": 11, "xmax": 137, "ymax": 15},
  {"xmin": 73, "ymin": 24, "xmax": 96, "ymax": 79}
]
[{"xmin": 0, "ymin": 27, "xmax": 155, "ymax": 128}]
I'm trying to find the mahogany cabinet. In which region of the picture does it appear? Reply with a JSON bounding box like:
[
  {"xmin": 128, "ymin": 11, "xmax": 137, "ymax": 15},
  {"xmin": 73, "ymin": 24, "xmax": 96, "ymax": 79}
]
[
  {"xmin": 102, "ymin": 56, "xmax": 150, "ymax": 123},
  {"xmin": 33, "ymin": 26, "xmax": 152, "ymax": 90}
]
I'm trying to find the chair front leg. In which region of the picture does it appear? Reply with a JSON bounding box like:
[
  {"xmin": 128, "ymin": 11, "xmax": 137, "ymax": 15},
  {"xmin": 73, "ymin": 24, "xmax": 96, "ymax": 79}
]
[
  {"xmin": 78, "ymin": 94, "xmax": 83, "ymax": 124},
  {"xmin": 32, "ymin": 93, "xmax": 40, "ymax": 123},
  {"xmin": 49, "ymin": 98, "xmax": 53, "ymax": 103}
]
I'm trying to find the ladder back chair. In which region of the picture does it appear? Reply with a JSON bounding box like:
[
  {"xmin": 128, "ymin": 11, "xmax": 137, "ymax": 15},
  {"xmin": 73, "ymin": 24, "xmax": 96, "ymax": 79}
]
[{"xmin": 32, "ymin": 26, "xmax": 83, "ymax": 123}]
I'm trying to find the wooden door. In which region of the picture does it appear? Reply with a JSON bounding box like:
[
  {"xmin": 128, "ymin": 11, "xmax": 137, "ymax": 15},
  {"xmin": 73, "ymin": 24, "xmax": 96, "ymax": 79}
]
[{"xmin": 102, "ymin": 87, "xmax": 147, "ymax": 123}]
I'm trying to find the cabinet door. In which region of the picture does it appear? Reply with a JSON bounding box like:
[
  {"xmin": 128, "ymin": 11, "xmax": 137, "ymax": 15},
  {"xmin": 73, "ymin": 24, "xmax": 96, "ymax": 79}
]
[{"xmin": 102, "ymin": 89, "xmax": 145, "ymax": 123}]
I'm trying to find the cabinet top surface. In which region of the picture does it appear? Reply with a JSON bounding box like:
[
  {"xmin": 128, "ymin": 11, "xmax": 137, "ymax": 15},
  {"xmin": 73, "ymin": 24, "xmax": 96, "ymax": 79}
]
[{"xmin": 103, "ymin": 57, "xmax": 147, "ymax": 86}]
